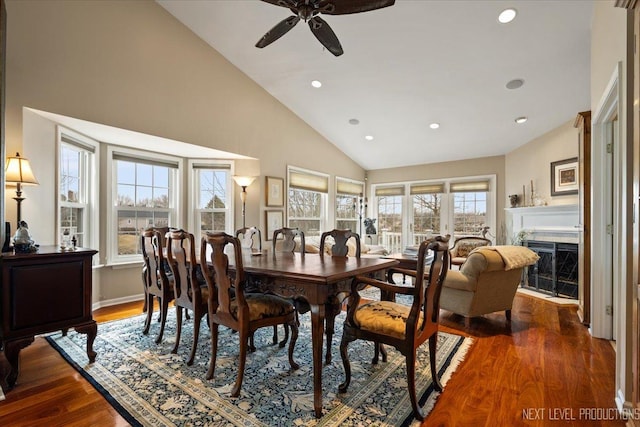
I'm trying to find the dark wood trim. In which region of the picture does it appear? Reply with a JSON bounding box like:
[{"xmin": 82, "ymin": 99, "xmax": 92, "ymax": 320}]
[{"xmin": 575, "ymin": 111, "xmax": 591, "ymax": 326}]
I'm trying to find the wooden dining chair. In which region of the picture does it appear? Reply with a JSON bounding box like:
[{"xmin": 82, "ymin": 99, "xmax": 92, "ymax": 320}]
[
  {"xmin": 141, "ymin": 228, "xmax": 175, "ymax": 344},
  {"xmin": 319, "ymin": 229, "xmax": 361, "ymax": 364},
  {"xmin": 200, "ymin": 232, "xmax": 299, "ymax": 396},
  {"xmin": 338, "ymin": 236, "xmax": 450, "ymax": 421},
  {"xmin": 166, "ymin": 229, "xmax": 209, "ymax": 365},
  {"xmin": 235, "ymin": 226, "xmax": 262, "ymax": 252},
  {"xmin": 269, "ymin": 227, "xmax": 307, "ymax": 347},
  {"xmin": 272, "ymin": 227, "xmax": 305, "ymax": 254}
]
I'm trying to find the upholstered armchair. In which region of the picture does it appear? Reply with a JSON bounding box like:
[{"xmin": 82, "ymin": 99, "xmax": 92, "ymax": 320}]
[
  {"xmin": 440, "ymin": 246, "xmax": 539, "ymax": 327},
  {"xmin": 448, "ymin": 236, "xmax": 491, "ymax": 267}
]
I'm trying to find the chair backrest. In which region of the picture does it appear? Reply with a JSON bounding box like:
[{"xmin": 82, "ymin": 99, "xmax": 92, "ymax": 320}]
[
  {"xmin": 235, "ymin": 227, "xmax": 262, "ymax": 252},
  {"xmin": 319, "ymin": 229, "xmax": 361, "ymax": 258},
  {"xmin": 272, "ymin": 227, "xmax": 305, "ymax": 254},
  {"xmin": 200, "ymin": 232, "xmax": 245, "ymax": 327},
  {"xmin": 450, "ymin": 236, "xmax": 491, "ymax": 257},
  {"xmin": 409, "ymin": 235, "xmax": 450, "ymax": 343},
  {"xmin": 153, "ymin": 226, "xmax": 172, "ymax": 247},
  {"xmin": 141, "ymin": 228, "xmax": 171, "ymax": 292},
  {"xmin": 166, "ymin": 229, "xmax": 199, "ymax": 305}
]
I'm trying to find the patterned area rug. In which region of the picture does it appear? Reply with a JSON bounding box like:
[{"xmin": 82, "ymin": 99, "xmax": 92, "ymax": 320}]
[{"xmin": 46, "ymin": 309, "xmax": 472, "ymax": 426}]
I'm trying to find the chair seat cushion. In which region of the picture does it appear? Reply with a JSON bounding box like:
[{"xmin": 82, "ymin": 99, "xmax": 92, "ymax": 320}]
[
  {"xmin": 231, "ymin": 294, "xmax": 295, "ymax": 322},
  {"xmin": 354, "ymin": 300, "xmax": 422, "ymax": 339}
]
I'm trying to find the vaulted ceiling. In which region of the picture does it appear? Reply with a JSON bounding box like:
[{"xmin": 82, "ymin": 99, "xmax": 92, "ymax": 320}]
[{"xmin": 158, "ymin": 0, "xmax": 592, "ymax": 170}]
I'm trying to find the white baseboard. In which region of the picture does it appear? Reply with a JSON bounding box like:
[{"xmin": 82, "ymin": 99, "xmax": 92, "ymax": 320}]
[{"xmin": 92, "ymin": 294, "xmax": 144, "ymax": 311}]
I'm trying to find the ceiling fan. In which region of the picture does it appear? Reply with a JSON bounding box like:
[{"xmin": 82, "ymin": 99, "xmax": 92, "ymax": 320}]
[{"xmin": 255, "ymin": 0, "xmax": 395, "ymax": 57}]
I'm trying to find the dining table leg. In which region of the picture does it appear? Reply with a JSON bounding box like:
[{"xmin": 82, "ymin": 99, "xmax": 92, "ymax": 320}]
[{"xmin": 310, "ymin": 302, "xmax": 326, "ymax": 418}]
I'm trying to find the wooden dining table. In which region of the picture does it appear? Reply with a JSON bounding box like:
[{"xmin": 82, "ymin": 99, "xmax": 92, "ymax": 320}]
[{"xmin": 236, "ymin": 252, "xmax": 399, "ymax": 418}]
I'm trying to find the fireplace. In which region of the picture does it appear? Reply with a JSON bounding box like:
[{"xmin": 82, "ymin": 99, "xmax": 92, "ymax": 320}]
[{"xmin": 524, "ymin": 240, "xmax": 578, "ymax": 298}]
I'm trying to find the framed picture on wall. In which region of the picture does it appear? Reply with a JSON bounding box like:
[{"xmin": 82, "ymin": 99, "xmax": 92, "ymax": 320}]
[
  {"xmin": 266, "ymin": 176, "xmax": 284, "ymax": 207},
  {"xmin": 550, "ymin": 157, "xmax": 579, "ymax": 196},
  {"xmin": 265, "ymin": 210, "xmax": 283, "ymax": 240}
]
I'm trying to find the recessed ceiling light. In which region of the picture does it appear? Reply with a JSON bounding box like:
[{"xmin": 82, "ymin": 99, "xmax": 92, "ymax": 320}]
[
  {"xmin": 365, "ymin": 135, "xmax": 374, "ymax": 141},
  {"xmin": 498, "ymin": 8, "xmax": 517, "ymax": 24},
  {"xmin": 429, "ymin": 123, "xmax": 440, "ymax": 129},
  {"xmin": 349, "ymin": 118, "xmax": 360, "ymax": 125},
  {"xmin": 311, "ymin": 80, "xmax": 322, "ymax": 88},
  {"xmin": 515, "ymin": 116, "xmax": 528, "ymax": 124},
  {"xmin": 506, "ymin": 78, "xmax": 524, "ymax": 90}
]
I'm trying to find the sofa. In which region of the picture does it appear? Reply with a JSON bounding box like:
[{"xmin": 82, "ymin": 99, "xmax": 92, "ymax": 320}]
[{"xmin": 440, "ymin": 245, "xmax": 539, "ymax": 327}]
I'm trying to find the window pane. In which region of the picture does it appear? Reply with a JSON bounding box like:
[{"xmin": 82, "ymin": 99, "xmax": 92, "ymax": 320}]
[
  {"xmin": 288, "ymin": 187, "xmax": 322, "ymax": 236},
  {"xmin": 136, "ymin": 186, "xmax": 153, "ymax": 207},
  {"xmin": 117, "ymin": 184, "xmax": 136, "ymax": 206},
  {"xmin": 453, "ymin": 192, "xmax": 487, "ymax": 235},
  {"xmin": 136, "ymin": 163, "xmax": 153, "ymax": 187},
  {"xmin": 377, "ymin": 195, "xmax": 403, "ymax": 254},
  {"xmin": 117, "ymin": 161, "xmax": 136, "ymax": 185},
  {"xmin": 154, "ymin": 166, "xmax": 169, "ymax": 188},
  {"xmin": 153, "ymin": 187, "xmax": 169, "ymax": 208},
  {"xmin": 117, "ymin": 211, "xmax": 142, "ymax": 255},
  {"xmin": 413, "ymin": 193, "xmax": 441, "ymax": 240}
]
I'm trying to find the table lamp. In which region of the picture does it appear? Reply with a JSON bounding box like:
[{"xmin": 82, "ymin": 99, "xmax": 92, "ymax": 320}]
[{"xmin": 5, "ymin": 152, "xmax": 39, "ymax": 227}]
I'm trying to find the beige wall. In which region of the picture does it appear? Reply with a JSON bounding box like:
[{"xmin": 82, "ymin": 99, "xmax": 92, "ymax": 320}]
[
  {"xmin": 4, "ymin": 0, "xmax": 364, "ymax": 304},
  {"xmin": 505, "ymin": 120, "xmax": 579, "ymax": 207}
]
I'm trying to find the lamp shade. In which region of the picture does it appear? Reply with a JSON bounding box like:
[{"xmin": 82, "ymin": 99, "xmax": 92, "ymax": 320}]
[
  {"xmin": 5, "ymin": 152, "xmax": 39, "ymax": 185},
  {"xmin": 232, "ymin": 176, "xmax": 256, "ymax": 188}
]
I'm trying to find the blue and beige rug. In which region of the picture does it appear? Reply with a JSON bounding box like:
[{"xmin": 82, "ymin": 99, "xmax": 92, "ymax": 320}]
[{"xmin": 46, "ymin": 308, "xmax": 472, "ymax": 426}]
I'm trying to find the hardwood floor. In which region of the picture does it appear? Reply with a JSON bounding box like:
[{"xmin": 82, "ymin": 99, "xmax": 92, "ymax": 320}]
[{"xmin": 0, "ymin": 293, "xmax": 623, "ymax": 426}]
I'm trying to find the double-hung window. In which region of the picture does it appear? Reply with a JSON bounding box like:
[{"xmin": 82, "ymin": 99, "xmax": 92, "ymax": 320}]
[
  {"xmin": 335, "ymin": 177, "xmax": 364, "ymax": 232},
  {"xmin": 57, "ymin": 130, "xmax": 98, "ymax": 251},
  {"xmin": 450, "ymin": 180, "xmax": 489, "ymax": 235},
  {"xmin": 108, "ymin": 148, "xmax": 180, "ymax": 263},
  {"xmin": 287, "ymin": 167, "xmax": 328, "ymax": 237},
  {"xmin": 190, "ymin": 161, "xmax": 233, "ymax": 242}
]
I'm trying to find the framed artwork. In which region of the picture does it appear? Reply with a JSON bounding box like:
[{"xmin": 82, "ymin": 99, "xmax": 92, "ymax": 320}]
[
  {"xmin": 266, "ymin": 176, "xmax": 284, "ymax": 207},
  {"xmin": 550, "ymin": 157, "xmax": 579, "ymax": 196},
  {"xmin": 265, "ymin": 210, "xmax": 283, "ymax": 240}
]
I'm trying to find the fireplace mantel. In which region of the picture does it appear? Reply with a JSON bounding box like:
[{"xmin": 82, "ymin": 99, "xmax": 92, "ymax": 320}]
[{"xmin": 505, "ymin": 204, "xmax": 579, "ymax": 244}]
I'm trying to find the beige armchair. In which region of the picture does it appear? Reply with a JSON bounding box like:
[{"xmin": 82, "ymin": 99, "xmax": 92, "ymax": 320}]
[
  {"xmin": 440, "ymin": 246, "xmax": 539, "ymax": 327},
  {"xmin": 448, "ymin": 236, "xmax": 491, "ymax": 267}
]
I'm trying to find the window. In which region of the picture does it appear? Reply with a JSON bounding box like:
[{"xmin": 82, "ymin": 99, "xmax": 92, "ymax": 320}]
[
  {"xmin": 336, "ymin": 177, "xmax": 364, "ymax": 232},
  {"xmin": 451, "ymin": 180, "xmax": 489, "ymax": 235},
  {"xmin": 411, "ymin": 183, "xmax": 444, "ymax": 243},
  {"xmin": 109, "ymin": 148, "xmax": 180, "ymax": 263},
  {"xmin": 190, "ymin": 161, "xmax": 233, "ymax": 242},
  {"xmin": 58, "ymin": 129, "xmax": 98, "ymax": 252},
  {"xmin": 372, "ymin": 176, "xmax": 494, "ymax": 254},
  {"xmin": 288, "ymin": 167, "xmax": 328, "ymax": 237}
]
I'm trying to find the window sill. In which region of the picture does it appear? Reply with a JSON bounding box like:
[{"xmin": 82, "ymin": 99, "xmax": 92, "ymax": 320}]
[{"xmin": 108, "ymin": 261, "xmax": 143, "ymax": 270}]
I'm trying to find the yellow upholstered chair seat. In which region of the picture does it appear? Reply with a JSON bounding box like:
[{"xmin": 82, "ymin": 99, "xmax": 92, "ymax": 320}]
[
  {"xmin": 231, "ymin": 294, "xmax": 295, "ymax": 322},
  {"xmin": 354, "ymin": 300, "xmax": 423, "ymax": 339}
]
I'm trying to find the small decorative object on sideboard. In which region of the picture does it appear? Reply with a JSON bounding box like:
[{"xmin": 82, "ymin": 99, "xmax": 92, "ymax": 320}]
[
  {"xmin": 12, "ymin": 220, "xmax": 37, "ymax": 253},
  {"xmin": 508, "ymin": 194, "xmax": 520, "ymax": 208}
]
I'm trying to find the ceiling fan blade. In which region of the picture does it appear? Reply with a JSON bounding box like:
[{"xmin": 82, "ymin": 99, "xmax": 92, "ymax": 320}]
[
  {"xmin": 318, "ymin": 0, "xmax": 395, "ymax": 15},
  {"xmin": 259, "ymin": 0, "xmax": 297, "ymax": 9},
  {"xmin": 255, "ymin": 15, "xmax": 301, "ymax": 49},
  {"xmin": 308, "ymin": 16, "xmax": 343, "ymax": 56}
]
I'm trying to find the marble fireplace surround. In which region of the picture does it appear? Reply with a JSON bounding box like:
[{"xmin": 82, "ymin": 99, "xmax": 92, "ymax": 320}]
[{"xmin": 505, "ymin": 204, "xmax": 580, "ymax": 245}]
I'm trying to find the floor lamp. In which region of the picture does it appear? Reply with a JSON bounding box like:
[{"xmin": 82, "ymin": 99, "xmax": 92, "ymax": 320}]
[
  {"xmin": 232, "ymin": 176, "xmax": 256, "ymax": 229},
  {"xmin": 5, "ymin": 152, "xmax": 39, "ymax": 227}
]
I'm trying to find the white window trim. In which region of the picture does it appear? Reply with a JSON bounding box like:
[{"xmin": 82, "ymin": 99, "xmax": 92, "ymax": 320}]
[
  {"xmin": 56, "ymin": 126, "xmax": 100, "ymax": 258},
  {"xmin": 187, "ymin": 159, "xmax": 235, "ymax": 236},
  {"xmin": 106, "ymin": 145, "xmax": 183, "ymax": 266}
]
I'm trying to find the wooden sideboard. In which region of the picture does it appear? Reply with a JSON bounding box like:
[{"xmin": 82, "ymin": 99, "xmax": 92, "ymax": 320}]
[{"xmin": 0, "ymin": 246, "xmax": 97, "ymax": 391}]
